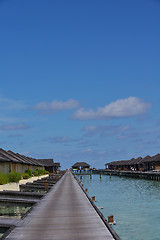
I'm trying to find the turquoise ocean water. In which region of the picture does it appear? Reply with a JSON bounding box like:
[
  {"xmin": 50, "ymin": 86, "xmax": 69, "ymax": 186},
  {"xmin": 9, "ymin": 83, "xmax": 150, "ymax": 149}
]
[{"xmin": 77, "ymin": 174, "xmax": 160, "ymax": 240}]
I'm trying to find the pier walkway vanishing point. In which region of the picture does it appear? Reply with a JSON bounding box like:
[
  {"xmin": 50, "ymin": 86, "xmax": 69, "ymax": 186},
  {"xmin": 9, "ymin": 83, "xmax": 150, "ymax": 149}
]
[{"xmin": 5, "ymin": 170, "xmax": 116, "ymax": 240}]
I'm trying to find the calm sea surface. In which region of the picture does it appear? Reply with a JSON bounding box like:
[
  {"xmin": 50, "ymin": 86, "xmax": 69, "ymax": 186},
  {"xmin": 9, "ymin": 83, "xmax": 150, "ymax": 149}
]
[{"xmin": 77, "ymin": 174, "xmax": 160, "ymax": 240}]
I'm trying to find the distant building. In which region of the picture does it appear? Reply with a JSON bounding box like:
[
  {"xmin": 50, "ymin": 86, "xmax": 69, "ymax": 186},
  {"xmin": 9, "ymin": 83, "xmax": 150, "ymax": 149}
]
[
  {"xmin": 0, "ymin": 148, "xmax": 44, "ymax": 174},
  {"xmin": 105, "ymin": 153, "xmax": 160, "ymax": 172},
  {"xmin": 0, "ymin": 148, "xmax": 61, "ymax": 174},
  {"xmin": 72, "ymin": 162, "xmax": 90, "ymax": 172},
  {"xmin": 37, "ymin": 159, "xmax": 61, "ymax": 173}
]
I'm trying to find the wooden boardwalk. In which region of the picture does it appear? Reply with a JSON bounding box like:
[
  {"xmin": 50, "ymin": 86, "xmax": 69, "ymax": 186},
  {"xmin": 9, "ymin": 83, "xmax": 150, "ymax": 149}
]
[
  {"xmin": 5, "ymin": 171, "xmax": 115, "ymax": 240},
  {"xmin": 0, "ymin": 217, "xmax": 20, "ymax": 227}
]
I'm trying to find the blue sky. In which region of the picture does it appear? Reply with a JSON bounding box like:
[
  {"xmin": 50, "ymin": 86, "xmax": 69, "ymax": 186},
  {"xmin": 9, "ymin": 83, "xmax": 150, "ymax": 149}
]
[{"xmin": 0, "ymin": 0, "xmax": 160, "ymax": 168}]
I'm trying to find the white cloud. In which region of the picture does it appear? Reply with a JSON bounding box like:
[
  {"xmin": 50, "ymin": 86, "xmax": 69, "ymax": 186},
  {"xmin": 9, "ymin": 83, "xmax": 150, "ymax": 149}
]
[
  {"xmin": 34, "ymin": 99, "xmax": 80, "ymax": 114},
  {"xmin": 72, "ymin": 97, "xmax": 151, "ymax": 120},
  {"xmin": 0, "ymin": 123, "xmax": 30, "ymax": 131}
]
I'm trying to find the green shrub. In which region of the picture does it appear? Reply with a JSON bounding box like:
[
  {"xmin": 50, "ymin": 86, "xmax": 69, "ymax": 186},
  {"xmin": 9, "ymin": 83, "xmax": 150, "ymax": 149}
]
[
  {"xmin": 0, "ymin": 173, "xmax": 9, "ymax": 185},
  {"xmin": 42, "ymin": 170, "xmax": 49, "ymax": 175},
  {"xmin": 42, "ymin": 170, "xmax": 47, "ymax": 175},
  {"xmin": 21, "ymin": 173, "xmax": 30, "ymax": 179},
  {"xmin": 32, "ymin": 170, "xmax": 38, "ymax": 176},
  {"xmin": 36, "ymin": 169, "xmax": 40, "ymax": 176},
  {"xmin": 8, "ymin": 171, "xmax": 21, "ymax": 183},
  {"xmin": 37, "ymin": 170, "xmax": 41, "ymax": 175},
  {"xmin": 25, "ymin": 169, "xmax": 32, "ymax": 177},
  {"xmin": 35, "ymin": 169, "xmax": 49, "ymax": 176},
  {"xmin": 36, "ymin": 169, "xmax": 44, "ymax": 176}
]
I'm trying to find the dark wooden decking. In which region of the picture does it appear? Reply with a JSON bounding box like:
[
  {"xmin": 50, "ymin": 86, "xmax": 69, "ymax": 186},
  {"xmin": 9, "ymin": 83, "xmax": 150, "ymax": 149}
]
[
  {"xmin": 0, "ymin": 217, "xmax": 20, "ymax": 227},
  {"xmin": 5, "ymin": 171, "xmax": 115, "ymax": 240}
]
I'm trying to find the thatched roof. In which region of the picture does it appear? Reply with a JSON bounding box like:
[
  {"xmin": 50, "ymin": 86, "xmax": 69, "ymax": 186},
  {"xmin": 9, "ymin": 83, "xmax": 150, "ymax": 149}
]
[
  {"xmin": 36, "ymin": 159, "xmax": 61, "ymax": 167},
  {"xmin": 150, "ymin": 154, "xmax": 160, "ymax": 162},
  {"xmin": 0, "ymin": 148, "xmax": 60, "ymax": 168},
  {"xmin": 106, "ymin": 160, "xmax": 129, "ymax": 166},
  {"xmin": 106, "ymin": 157, "xmax": 143, "ymax": 166},
  {"xmin": 0, "ymin": 148, "xmax": 19, "ymax": 163},
  {"xmin": 0, "ymin": 156, "xmax": 11, "ymax": 163},
  {"xmin": 141, "ymin": 155, "xmax": 152, "ymax": 163},
  {"xmin": 8, "ymin": 150, "xmax": 38, "ymax": 166},
  {"xmin": 128, "ymin": 157, "xmax": 143, "ymax": 165},
  {"xmin": 106, "ymin": 153, "xmax": 160, "ymax": 167},
  {"xmin": 36, "ymin": 159, "xmax": 54, "ymax": 167},
  {"xmin": 8, "ymin": 150, "xmax": 43, "ymax": 166},
  {"xmin": 53, "ymin": 162, "xmax": 61, "ymax": 167},
  {"xmin": 72, "ymin": 162, "xmax": 90, "ymax": 168}
]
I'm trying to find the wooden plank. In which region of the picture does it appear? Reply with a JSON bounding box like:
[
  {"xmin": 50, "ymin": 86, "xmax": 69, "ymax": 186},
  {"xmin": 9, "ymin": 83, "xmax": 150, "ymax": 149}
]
[
  {"xmin": 0, "ymin": 191, "xmax": 44, "ymax": 198},
  {"xmin": 5, "ymin": 171, "xmax": 115, "ymax": 240},
  {"xmin": 0, "ymin": 198, "xmax": 38, "ymax": 205},
  {"xmin": 0, "ymin": 217, "xmax": 20, "ymax": 227}
]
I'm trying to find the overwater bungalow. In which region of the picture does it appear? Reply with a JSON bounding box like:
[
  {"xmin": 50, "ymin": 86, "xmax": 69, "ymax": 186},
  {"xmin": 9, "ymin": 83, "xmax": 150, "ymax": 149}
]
[
  {"xmin": 143, "ymin": 154, "xmax": 160, "ymax": 171},
  {"xmin": 72, "ymin": 162, "xmax": 90, "ymax": 172},
  {"xmin": 106, "ymin": 153, "xmax": 160, "ymax": 172},
  {"xmin": 128, "ymin": 157, "xmax": 143, "ymax": 171},
  {"xmin": 141, "ymin": 155, "xmax": 152, "ymax": 171},
  {"xmin": 105, "ymin": 160, "xmax": 130, "ymax": 171},
  {"xmin": 117, "ymin": 160, "xmax": 130, "ymax": 171}
]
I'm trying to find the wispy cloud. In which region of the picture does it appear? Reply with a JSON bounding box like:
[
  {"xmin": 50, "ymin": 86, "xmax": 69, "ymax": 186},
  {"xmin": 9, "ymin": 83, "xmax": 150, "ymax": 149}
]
[
  {"xmin": 43, "ymin": 136, "xmax": 80, "ymax": 144},
  {"xmin": 0, "ymin": 96, "xmax": 27, "ymax": 124},
  {"xmin": 44, "ymin": 136, "xmax": 69, "ymax": 144},
  {"xmin": 0, "ymin": 123, "xmax": 30, "ymax": 131},
  {"xmin": 0, "ymin": 96, "xmax": 27, "ymax": 111},
  {"xmin": 34, "ymin": 99, "xmax": 80, "ymax": 114},
  {"xmin": 0, "ymin": 116, "xmax": 19, "ymax": 123},
  {"xmin": 83, "ymin": 124, "xmax": 132, "ymax": 137},
  {"xmin": 8, "ymin": 134, "xmax": 23, "ymax": 138},
  {"xmin": 72, "ymin": 97, "xmax": 151, "ymax": 120}
]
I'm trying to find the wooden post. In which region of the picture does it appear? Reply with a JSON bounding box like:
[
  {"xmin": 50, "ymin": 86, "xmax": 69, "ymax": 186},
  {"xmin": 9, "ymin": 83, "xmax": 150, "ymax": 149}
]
[
  {"xmin": 85, "ymin": 188, "xmax": 88, "ymax": 192},
  {"xmin": 107, "ymin": 215, "xmax": 114, "ymax": 223},
  {"xmin": 92, "ymin": 196, "xmax": 95, "ymax": 201},
  {"xmin": 45, "ymin": 180, "xmax": 48, "ymax": 191}
]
